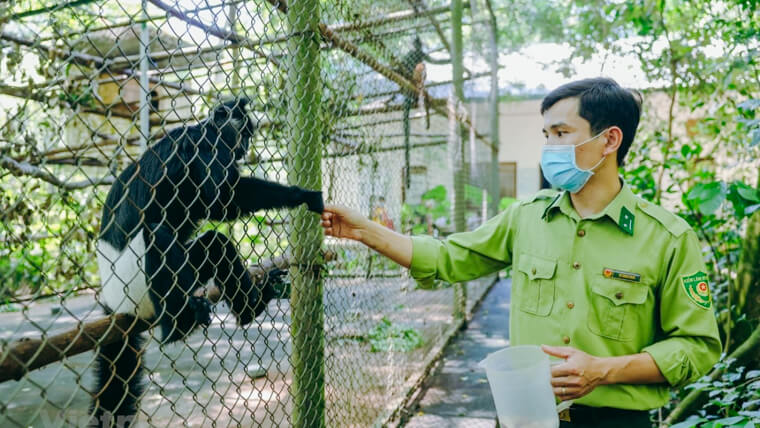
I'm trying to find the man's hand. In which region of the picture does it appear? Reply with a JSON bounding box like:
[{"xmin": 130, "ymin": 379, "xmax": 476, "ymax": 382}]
[
  {"xmin": 542, "ymin": 345, "xmax": 607, "ymax": 401},
  {"xmin": 321, "ymin": 204, "xmax": 370, "ymax": 241},
  {"xmin": 541, "ymin": 345, "xmax": 667, "ymax": 401}
]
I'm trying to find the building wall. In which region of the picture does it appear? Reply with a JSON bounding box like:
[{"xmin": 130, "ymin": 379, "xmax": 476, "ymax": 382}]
[{"xmin": 472, "ymin": 98, "xmax": 545, "ymax": 199}]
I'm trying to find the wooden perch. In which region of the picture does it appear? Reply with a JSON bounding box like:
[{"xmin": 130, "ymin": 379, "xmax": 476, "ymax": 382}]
[{"xmin": 0, "ymin": 251, "xmax": 335, "ymax": 383}]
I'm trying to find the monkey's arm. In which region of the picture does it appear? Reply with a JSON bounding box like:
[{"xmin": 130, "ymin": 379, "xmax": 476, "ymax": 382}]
[{"xmin": 233, "ymin": 176, "xmax": 324, "ymax": 215}]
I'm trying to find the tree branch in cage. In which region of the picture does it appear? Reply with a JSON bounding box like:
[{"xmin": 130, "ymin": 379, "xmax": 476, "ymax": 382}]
[
  {"xmin": 315, "ymin": 23, "xmax": 497, "ymax": 152},
  {"xmin": 0, "ymin": 251, "xmax": 335, "ymax": 383},
  {"xmin": 0, "ymin": 31, "xmax": 199, "ymax": 96},
  {"xmin": 1, "ymin": 156, "xmax": 116, "ymax": 189},
  {"xmin": 147, "ymin": 0, "xmax": 283, "ymax": 69}
]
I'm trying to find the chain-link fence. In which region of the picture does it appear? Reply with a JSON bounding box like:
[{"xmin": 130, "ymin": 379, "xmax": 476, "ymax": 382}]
[{"xmin": 0, "ymin": 1, "xmax": 501, "ymax": 426}]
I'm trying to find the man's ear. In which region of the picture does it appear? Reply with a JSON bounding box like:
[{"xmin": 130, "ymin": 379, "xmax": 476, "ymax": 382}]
[{"xmin": 603, "ymin": 126, "xmax": 623, "ymax": 157}]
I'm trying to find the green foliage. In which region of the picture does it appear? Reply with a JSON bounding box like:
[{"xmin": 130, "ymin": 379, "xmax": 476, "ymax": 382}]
[
  {"xmin": 667, "ymin": 360, "xmax": 760, "ymax": 427},
  {"xmin": 401, "ymin": 185, "xmax": 451, "ymax": 235},
  {"xmin": 366, "ymin": 317, "xmax": 424, "ymax": 353}
]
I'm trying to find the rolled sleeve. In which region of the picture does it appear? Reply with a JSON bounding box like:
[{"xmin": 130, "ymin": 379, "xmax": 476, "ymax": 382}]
[
  {"xmin": 642, "ymin": 230, "xmax": 722, "ymax": 387},
  {"xmin": 409, "ymin": 236, "xmax": 444, "ymax": 289},
  {"xmin": 407, "ymin": 205, "xmax": 517, "ymax": 289}
]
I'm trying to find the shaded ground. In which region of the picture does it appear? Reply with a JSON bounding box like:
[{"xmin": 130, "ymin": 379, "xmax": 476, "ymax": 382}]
[
  {"xmin": 0, "ymin": 275, "xmax": 494, "ymax": 427},
  {"xmin": 402, "ymin": 278, "xmax": 511, "ymax": 428}
]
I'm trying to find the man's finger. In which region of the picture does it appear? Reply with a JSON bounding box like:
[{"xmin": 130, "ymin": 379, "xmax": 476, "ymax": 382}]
[
  {"xmin": 550, "ymin": 363, "xmax": 580, "ymax": 378},
  {"xmin": 550, "ymin": 376, "xmax": 584, "ymax": 387},
  {"xmin": 553, "ymin": 386, "xmax": 580, "ymax": 399},
  {"xmin": 541, "ymin": 345, "xmax": 574, "ymax": 359}
]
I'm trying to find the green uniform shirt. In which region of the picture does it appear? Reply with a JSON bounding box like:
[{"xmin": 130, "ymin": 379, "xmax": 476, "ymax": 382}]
[{"xmin": 409, "ymin": 183, "xmax": 722, "ymax": 410}]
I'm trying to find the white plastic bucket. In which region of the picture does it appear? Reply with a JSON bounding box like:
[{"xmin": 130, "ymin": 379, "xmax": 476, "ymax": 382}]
[{"xmin": 479, "ymin": 345, "xmax": 561, "ymax": 428}]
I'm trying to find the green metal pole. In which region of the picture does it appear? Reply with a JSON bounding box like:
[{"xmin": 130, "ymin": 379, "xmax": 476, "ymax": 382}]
[
  {"xmin": 286, "ymin": 0, "xmax": 325, "ymax": 426},
  {"xmin": 485, "ymin": 0, "xmax": 500, "ymax": 218},
  {"xmin": 451, "ymin": 0, "xmax": 467, "ymax": 321}
]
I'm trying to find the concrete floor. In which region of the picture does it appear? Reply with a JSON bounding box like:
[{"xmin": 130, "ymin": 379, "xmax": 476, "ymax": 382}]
[{"xmin": 403, "ymin": 278, "xmax": 511, "ymax": 428}]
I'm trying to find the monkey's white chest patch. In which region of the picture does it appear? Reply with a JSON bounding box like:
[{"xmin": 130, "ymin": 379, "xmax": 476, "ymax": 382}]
[{"xmin": 97, "ymin": 233, "xmax": 155, "ymax": 320}]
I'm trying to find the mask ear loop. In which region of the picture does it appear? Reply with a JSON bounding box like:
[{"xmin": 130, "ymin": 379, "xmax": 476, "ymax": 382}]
[{"xmin": 576, "ymin": 128, "xmax": 611, "ymax": 173}]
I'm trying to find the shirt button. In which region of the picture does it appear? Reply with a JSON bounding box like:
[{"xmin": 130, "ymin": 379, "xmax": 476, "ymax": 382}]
[
  {"xmin": 577, "ymin": 229, "xmax": 586, "ymax": 237},
  {"xmin": 572, "ymin": 262, "xmax": 581, "ymax": 270},
  {"xmin": 531, "ymin": 267, "xmax": 537, "ymax": 275},
  {"xmin": 567, "ymin": 301, "xmax": 575, "ymax": 309},
  {"xmin": 615, "ymin": 292, "xmax": 624, "ymax": 299},
  {"xmin": 563, "ymin": 336, "xmax": 571, "ymax": 344}
]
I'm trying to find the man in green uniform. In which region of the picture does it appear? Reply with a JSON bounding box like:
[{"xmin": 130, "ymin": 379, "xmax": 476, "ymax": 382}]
[{"xmin": 320, "ymin": 78, "xmax": 721, "ymax": 427}]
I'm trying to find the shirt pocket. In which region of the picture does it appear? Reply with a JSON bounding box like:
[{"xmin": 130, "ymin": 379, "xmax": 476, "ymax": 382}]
[
  {"xmin": 515, "ymin": 253, "xmax": 558, "ymax": 317},
  {"xmin": 587, "ymin": 277, "xmax": 650, "ymax": 342}
]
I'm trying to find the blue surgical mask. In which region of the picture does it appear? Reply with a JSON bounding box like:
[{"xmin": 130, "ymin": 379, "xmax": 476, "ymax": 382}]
[{"xmin": 540, "ymin": 129, "xmax": 608, "ymax": 193}]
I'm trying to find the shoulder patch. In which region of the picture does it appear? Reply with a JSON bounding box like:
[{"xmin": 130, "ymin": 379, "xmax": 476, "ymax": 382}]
[
  {"xmin": 637, "ymin": 200, "xmax": 690, "ymax": 237},
  {"xmin": 681, "ymin": 271, "xmax": 711, "ymax": 309}
]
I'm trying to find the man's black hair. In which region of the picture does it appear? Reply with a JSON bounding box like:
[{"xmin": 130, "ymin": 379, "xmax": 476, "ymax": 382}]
[{"xmin": 540, "ymin": 77, "xmax": 642, "ymax": 166}]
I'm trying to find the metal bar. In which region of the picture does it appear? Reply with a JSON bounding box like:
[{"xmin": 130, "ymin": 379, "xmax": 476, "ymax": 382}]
[
  {"xmin": 451, "ymin": 0, "xmax": 467, "ymax": 320},
  {"xmin": 139, "ymin": 0, "xmax": 151, "ymax": 151},
  {"xmin": 8, "ymin": 0, "xmax": 99, "ymax": 20},
  {"xmin": 485, "ymin": 0, "xmax": 500, "ymax": 218},
  {"xmin": 285, "ymin": 0, "xmax": 325, "ymax": 426}
]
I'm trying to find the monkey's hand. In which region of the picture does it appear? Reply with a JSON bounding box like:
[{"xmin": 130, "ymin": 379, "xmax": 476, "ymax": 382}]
[
  {"xmin": 188, "ymin": 296, "xmax": 213, "ymax": 327},
  {"xmin": 303, "ymin": 190, "xmax": 324, "ymax": 214},
  {"xmin": 262, "ymin": 268, "xmax": 290, "ymax": 299}
]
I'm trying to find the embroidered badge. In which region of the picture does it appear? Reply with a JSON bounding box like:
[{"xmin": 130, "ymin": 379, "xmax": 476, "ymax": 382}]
[
  {"xmin": 619, "ymin": 206, "xmax": 635, "ymax": 236},
  {"xmin": 681, "ymin": 271, "xmax": 711, "ymax": 309},
  {"xmin": 603, "ymin": 268, "xmax": 641, "ymax": 283}
]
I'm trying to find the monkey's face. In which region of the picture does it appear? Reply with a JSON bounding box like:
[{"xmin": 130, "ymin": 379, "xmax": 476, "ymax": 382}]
[{"xmin": 211, "ymin": 98, "xmax": 257, "ymax": 160}]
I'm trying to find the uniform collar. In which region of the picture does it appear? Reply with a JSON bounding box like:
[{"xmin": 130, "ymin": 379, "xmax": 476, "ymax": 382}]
[{"xmin": 542, "ymin": 178, "xmax": 637, "ymax": 235}]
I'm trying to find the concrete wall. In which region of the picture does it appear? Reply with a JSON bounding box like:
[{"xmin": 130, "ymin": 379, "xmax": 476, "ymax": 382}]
[{"xmin": 472, "ymin": 98, "xmax": 545, "ymax": 199}]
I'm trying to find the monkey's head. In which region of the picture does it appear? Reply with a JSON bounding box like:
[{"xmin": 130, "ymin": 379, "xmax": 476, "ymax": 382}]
[{"xmin": 210, "ymin": 97, "xmax": 257, "ymax": 160}]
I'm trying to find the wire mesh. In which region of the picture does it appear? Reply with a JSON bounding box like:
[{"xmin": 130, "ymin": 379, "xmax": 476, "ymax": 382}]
[{"xmin": 0, "ymin": 0, "xmax": 499, "ymax": 426}]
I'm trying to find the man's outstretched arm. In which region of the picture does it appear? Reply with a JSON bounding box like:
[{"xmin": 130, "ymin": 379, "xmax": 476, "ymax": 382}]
[
  {"xmin": 321, "ymin": 204, "xmax": 513, "ymax": 288},
  {"xmin": 321, "ymin": 204, "xmax": 413, "ymax": 268}
]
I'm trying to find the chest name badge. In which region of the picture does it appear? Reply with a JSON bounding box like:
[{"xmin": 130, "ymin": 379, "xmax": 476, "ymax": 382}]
[
  {"xmin": 603, "ymin": 268, "xmax": 641, "ymax": 283},
  {"xmin": 681, "ymin": 271, "xmax": 711, "ymax": 309}
]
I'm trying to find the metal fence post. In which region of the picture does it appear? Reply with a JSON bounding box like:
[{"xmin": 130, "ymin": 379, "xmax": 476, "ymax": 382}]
[
  {"xmin": 486, "ymin": 0, "xmax": 500, "ymax": 218},
  {"xmin": 451, "ymin": 0, "xmax": 467, "ymax": 321},
  {"xmin": 286, "ymin": 0, "xmax": 325, "ymax": 426}
]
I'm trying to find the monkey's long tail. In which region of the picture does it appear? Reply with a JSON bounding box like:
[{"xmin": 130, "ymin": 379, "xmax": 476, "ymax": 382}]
[{"xmin": 91, "ymin": 330, "xmax": 146, "ymax": 428}]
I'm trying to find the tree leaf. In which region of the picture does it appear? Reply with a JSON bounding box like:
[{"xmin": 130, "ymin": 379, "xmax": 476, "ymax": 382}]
[
  {"xmin": 687, "ymin": 181, "xmax": 727, "ymax": 215},
  {"xmin": 738, "ymin": 99, "xmax": 760, "ymax": 111},
  {"xmin": 751, "ymin": 129, "xmax": 760, "ymax": 147},
  {"xmin": 746, "ymin": 204, "xmax": 760, "ymax": 216},
  {"xmin": 668, "ymin": 417, "xmax": 706, "ymax": 428}
]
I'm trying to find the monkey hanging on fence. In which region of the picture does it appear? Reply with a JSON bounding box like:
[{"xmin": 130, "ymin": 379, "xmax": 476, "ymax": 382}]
[
  {"xmin": 91, "ymin": 98, "xmax": 323, "ymax": 427},
  {"xmin": 396, "ymin": 36, "xmax": 450, "ymax": 188}
]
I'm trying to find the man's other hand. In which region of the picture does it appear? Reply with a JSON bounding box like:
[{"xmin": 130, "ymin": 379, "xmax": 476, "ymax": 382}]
[{"xmin": 542, "ymin": 345, "xmax": 607, "ymax": 401}]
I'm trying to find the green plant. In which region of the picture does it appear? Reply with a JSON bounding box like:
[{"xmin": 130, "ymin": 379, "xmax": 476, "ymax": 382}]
[{"xmin": 366, "ymin": 317, "xmax": 424, "ymax": 353}]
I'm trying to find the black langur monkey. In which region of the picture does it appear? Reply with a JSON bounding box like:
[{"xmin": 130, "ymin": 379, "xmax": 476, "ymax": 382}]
[
  {"xmin": 396, "ymin": 37, "xmax": 449, "ymax": 189},
  {"xmin": 91, "ymin": 98, "xmax": 323, "ymax": 427}
]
